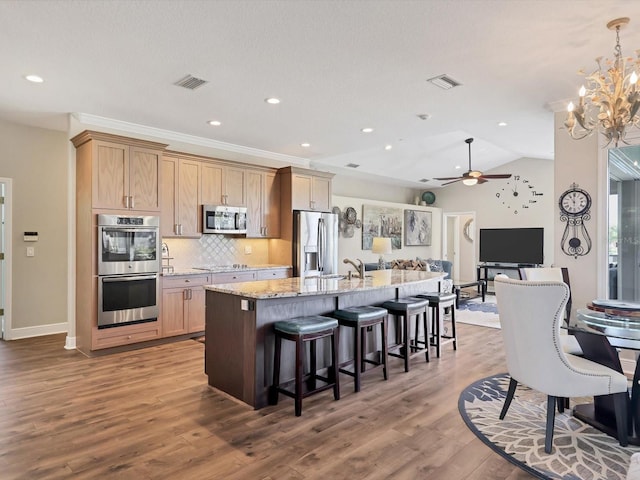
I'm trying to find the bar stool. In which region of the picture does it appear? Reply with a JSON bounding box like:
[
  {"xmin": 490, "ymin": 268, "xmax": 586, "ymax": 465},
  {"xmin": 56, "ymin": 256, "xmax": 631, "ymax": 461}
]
[
  {"xmin": 381, "ymin": 297, "xmax": 430, "ymax": 372},
  {"xmin": 417, "ymin": 292, "xmax": 457, "ymax": 358},
  {"xmin": 333, "ymin": 305, "xmax": 389, "ymax": 392},
  {"xmin": 269, "ymin": 315, "xmax": 340, "ymax": 416}
]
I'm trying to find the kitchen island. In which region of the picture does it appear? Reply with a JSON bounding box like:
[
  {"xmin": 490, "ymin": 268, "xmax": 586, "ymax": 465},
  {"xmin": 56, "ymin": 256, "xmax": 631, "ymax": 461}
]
[{"xmin": 204, "ymin": 269, "xmax": 443, "ymax": 408}]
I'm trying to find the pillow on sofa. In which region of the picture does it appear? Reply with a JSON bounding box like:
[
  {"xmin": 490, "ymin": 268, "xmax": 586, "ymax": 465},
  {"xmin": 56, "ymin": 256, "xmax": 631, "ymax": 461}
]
[{"xmin": 426, "ymin": 258, "xmax": 444, "ymax": 272}]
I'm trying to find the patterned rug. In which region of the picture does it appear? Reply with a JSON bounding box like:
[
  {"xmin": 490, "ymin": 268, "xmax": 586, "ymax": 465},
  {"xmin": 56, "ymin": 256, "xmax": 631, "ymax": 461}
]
[
  {"xmin": 456, "ymin": 295, "xmax": 501, "ymax": 329},
  {"xmin": 459, "ymin": 373, "xmax": 639, "ymax": 479}
]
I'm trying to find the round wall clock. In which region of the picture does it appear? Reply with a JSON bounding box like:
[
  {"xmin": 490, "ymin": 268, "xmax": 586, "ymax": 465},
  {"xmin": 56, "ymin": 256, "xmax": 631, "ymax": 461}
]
[
  {"xmin": 495, "ymin": 175, "xmax": 543, "ymax": 214},
  {"xmin": 559, "ymin": 183, "xmax": 592, "ymax": 258}
]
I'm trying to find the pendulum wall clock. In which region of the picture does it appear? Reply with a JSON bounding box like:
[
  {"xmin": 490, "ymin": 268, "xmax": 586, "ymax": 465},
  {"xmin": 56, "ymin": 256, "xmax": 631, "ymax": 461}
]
[{"xmin": 559, "ymin": 183, "xmax": 592, "ymax": 258}]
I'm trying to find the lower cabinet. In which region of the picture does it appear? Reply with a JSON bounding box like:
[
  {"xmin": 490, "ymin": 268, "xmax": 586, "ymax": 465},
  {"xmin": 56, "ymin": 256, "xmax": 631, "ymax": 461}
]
[
  {"xmin": 162, "ymin": 275, "xmax": 209, "ymax": 336},
  {"xmin": 256, "ymin": 268, "xmax": 291, "ymax": 280},
  {"xmin": 161, "ymin": 268, "xmax": 292, "ymax": 339}
]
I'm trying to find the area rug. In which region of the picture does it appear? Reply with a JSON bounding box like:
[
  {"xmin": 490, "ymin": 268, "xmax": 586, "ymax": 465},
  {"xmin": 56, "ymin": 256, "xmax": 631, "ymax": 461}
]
[
  {"xmin": 459, "ymin": 373, "xmax": 639, "ymax": 480},
  {"xmin": 456, "ymin": 295, "xmax": 501, "ymax": 329}
]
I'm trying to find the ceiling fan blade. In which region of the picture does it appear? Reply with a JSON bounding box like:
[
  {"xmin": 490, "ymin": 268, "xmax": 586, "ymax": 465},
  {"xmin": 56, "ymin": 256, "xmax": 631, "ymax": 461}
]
[
  {"xmin": 441, "ymin": 178, "xmax": 463, "ymax": 186},
  {"xmin": 480, "ymin": 174, "xmax": 512, "ymax": 179},
  {"xmin": 476, "ymin": 177, "xmax": 488, "ymax": 184},
  {"xmin": 434, "ymin": 176, "xmax": 462, "ymax": 181}
]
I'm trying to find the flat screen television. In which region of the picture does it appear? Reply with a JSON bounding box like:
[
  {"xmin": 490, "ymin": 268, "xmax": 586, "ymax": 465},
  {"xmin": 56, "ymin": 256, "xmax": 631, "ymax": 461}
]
[{"xmin": 479, "ymin": 227, "xmax": 544, "ymax": 265}]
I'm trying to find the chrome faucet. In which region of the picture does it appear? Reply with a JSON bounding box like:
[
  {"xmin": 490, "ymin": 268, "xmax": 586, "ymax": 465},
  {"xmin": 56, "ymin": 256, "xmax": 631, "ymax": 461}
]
[{"xmin": 343, "ymin": 258, "xmax": 365, "ymax": 279}]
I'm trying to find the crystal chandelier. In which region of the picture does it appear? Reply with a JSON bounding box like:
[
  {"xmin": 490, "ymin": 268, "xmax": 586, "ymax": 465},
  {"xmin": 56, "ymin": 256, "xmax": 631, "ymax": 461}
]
[{"xmin": 565, "ymin": 17, "xmax": 640, "ymax": 147}]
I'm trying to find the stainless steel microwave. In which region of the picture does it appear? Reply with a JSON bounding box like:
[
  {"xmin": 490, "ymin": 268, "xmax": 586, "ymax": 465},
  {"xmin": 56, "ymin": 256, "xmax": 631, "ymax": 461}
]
[{"xmin": 202, "ymin": 205, "xmax": 247, "ymax": 234}]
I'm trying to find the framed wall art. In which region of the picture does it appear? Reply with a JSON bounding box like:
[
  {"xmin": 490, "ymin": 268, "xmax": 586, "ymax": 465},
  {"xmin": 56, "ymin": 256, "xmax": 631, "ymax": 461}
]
[
  {"xmin": 362, "ymin": 204, "xmax": 402, "ymax": 250},
  {"xmin": 404, "ymin": 209, "xmax": 432, "ymax": 246}
]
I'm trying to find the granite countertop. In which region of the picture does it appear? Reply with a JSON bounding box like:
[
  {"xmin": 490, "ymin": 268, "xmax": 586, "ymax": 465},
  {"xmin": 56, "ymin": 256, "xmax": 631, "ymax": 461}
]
[
  {"xmin": 204, "ymin": 269, "xmax": 444, "ymax": 299},
  {"xmin": 163, "ymin": 264, "xmax": 292, "ymax": 276}
]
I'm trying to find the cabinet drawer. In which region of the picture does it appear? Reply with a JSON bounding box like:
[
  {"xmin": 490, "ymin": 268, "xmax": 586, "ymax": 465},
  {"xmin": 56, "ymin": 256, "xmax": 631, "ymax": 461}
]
[
  {"xmin": 93, "ymin": 322, "xmax": 161, "ymax": 349},
  {"xmin": 210, "ymin": 271, "xmax": 257, "ymax": 284},
  {"xmin": 162, "ymin": 275, "xmax": 210, "ymax": 289},
  {"xmin": 256, "ymin": 269, "xmax": 291, "ymax": 280}
]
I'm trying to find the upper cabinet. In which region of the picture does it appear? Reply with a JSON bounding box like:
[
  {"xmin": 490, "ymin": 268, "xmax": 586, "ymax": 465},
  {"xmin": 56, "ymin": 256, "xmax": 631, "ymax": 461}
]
[
  {"xmin": 161, "ymin": 155, "xmax": 201, "ymax": 238},
  {"xmin": 201, "ymin": 162, "xmax": 246, "ymax": 207},
  {"xmin": 279, "ymin": 166, "xmax": 334, "ymax": 212},
  {"xmin": 71, "ymin": 131, "xmax": 166, "ymax": 212},
  {"xmin": 246, "ymin": 169, "xmax": 280, "ymax": 238}
]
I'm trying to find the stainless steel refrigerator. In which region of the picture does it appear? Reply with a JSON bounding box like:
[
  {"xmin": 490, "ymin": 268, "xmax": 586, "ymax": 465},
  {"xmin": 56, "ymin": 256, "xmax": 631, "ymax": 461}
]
[{"xmin": 293, "ymin": 210, "xmax": 339, "ymax": 277}]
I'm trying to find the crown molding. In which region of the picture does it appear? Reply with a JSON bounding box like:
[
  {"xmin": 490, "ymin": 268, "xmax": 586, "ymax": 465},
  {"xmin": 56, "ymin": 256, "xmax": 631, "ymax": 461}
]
[{"xmin": 71, "ymin": 113, "xmax": 308, "ymax": 165}]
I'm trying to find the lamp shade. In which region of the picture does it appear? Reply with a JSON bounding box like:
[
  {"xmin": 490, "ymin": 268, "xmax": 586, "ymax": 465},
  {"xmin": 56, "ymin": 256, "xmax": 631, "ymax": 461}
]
[{"xmin": 372, "ymin": 237, "xmax": 392, "ymax": 255}]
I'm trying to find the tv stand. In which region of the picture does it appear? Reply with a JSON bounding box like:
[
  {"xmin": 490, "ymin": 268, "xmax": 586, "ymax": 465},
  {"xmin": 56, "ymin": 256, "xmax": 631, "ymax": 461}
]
[{"xmin": 477, "ymin": 264, "xmax": 540, "ymax": 291}]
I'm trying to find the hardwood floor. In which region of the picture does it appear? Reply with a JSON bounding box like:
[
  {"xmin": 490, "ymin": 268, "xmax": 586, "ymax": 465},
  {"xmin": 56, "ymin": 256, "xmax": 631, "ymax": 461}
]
[{"xmin": 0, "ymin": 324, "xmax": 534, "ymax": 479}]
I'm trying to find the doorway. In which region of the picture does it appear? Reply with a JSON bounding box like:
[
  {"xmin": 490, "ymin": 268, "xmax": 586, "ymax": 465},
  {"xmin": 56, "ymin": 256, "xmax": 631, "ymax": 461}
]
[
  {"xmin": 0, "ymin": 178, "xmax": 12, "ymax": 340},
  {"xmin": 443, "ymin": 212, "xmax": 476, "ymax": 282}
]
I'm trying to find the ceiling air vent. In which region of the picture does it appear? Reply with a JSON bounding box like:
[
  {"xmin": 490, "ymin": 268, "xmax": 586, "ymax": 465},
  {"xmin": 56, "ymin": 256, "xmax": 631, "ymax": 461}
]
[
  {"xmin": 419, "ymin": 178, "xmax": 429, "ymax": 183},
  {"xmin": 346, "ymin": 163, "xmax": 360, "ymax": 168},
  {"xmin": 427, "ymin": 74, "xmax": 461, "ymax": 90},
  {"xmin": 174, "ymin": 74, "xmax": 208, "ymax": 90}
]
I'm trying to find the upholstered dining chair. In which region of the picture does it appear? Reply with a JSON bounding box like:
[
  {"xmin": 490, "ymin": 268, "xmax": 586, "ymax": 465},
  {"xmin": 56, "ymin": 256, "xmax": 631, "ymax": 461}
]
[
  {"xmin": 518, "ymin": 267, "xmax": 582, "ymax": 356},
  {"xmin": 494, "ymin": 275, "xmax": 629, "ymax": 453}
]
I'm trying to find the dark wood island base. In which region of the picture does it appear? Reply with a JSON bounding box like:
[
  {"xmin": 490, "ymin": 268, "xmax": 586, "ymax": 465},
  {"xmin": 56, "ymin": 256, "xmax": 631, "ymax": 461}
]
[{"xmin": 204, "ymin": 270, "xmax": 442, "ymax": 409}]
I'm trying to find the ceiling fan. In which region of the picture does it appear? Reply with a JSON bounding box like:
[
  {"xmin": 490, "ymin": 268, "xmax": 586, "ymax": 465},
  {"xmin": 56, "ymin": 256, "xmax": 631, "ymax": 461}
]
[{"xmin": 435, "ymin": 138, "xmax": 512, "ymax": 186}]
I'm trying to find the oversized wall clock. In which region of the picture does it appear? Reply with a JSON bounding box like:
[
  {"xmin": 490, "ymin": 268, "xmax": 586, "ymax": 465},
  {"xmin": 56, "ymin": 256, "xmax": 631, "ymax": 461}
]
[
  {"xmin": 559, "ymin": 183, "xmax": 592, "ymax": 258},
  {"xmin": 495, "ymin": 175, "xmax": 543, "ymax": 214}
]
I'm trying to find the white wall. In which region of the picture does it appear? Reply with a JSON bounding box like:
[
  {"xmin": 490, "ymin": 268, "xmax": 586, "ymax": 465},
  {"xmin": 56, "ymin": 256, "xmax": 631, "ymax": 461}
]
[
  {"xmin": 429, "ymin": 157, "xmax": 555, "ymax": 266},
  {"xmin": 553, "ymin": 111, "xmax": 600, "ymax": 317},
  {"xmin": 0, "ymin": 120, "xmax": 69, "ymax": 337},
  {"xmin": 333, "ymin": 195, "xmax": 442, "ymax": 274}
]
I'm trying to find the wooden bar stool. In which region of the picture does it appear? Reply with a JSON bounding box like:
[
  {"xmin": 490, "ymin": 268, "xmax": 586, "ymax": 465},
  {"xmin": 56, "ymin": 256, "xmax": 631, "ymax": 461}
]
[
  {"xmin": 269, "ymin": 315, "xmax": 340, "ymax": 416},
  {"xmin": 333, "ymin": 305, "xmax": 389, "ymax": 392},
  {"xmin": 381, "ymin": 297, "xmax": 430, "ymax": 372},
  {"xmin": 417, "ymin": 292, "xmax": 457, "ymax": 358}
]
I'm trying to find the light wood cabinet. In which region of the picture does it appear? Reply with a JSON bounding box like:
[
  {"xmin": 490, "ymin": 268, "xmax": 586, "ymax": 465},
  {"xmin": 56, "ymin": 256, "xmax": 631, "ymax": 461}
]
[
  {"xmin": 162, "ymin": 275, "xmax": 209, "ymax": 336},
  {"xmin": 161, "ymin": 156, "xmax": 200, "ymax": 237},
  {"xmin": 201, "ymin": 161, "xmax": 246, "ymax": 206},
  {"xmin": 246, "ymin": 169, "xmax": 280, "ymax": 238},
  {"xmin": 256, "ymin": 268, "xmax": 291, "ymax": 280},
  {"xmin": 73, "ymin": 132, "xmax": 163, "ymax": 212},
  {"xmin": 210, "ymin": 271, "xmax": 257, "ymax": 284},
  {"xmin": 288, "ymin": 168, "xmax": 333, "ymax": 212},
  {"xmin": 270, "ymin": 166, "xmax": 334, "ymax": 267},
  {"xmin": 71, "ymin": 131, "xmax": 168, "ymax": 355}
]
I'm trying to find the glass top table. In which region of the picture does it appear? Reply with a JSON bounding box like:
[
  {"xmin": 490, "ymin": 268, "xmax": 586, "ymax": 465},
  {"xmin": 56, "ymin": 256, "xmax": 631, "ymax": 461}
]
[
  {"xmin": 571, "ymin": 307, "xmax": 640, "ymax": 349},
  {"xmin": 567, "ymin": 307, "xmax": 640, "ymax": 444}
]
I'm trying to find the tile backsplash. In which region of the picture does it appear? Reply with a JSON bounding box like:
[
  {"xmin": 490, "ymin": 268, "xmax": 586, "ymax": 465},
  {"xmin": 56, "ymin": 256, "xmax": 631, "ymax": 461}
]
[{"xmin": 163, "ymin": 235, "xmax": 270, "ymax": 269}]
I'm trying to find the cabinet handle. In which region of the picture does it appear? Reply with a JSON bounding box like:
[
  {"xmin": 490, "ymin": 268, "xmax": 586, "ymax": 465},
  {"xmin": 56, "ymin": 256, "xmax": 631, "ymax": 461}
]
[
  {"xmin": 127, "ymin": 335, "xmax": 132, "ymax": 339},
  {"xmin": 185, "ymin": 279, "xmax": 190, "ymax": 283},
  {"xmin": 179, "ymin": 224, "xmax": 183, "ymax": 235},
  {"xmin": 174, "ymin": 224, "xmax": 179, "ymax": 235},
  {"xmin": 183, "ymin": 289, "xmax": 189, "ymax": 300},
  {"xmin": 310, "ymin": 200, "xmax": 315, "ymax": 210},
  {"xmin": 130, "ymin": 196, "xmax": 135, "ymax": 208},
  {"xmin": 124, "ymin": 196, "xmax": 129, "ymax": 208}
]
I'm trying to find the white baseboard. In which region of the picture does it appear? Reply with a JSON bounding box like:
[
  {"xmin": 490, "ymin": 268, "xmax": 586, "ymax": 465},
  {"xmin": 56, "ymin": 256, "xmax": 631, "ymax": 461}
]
[
  {"xmin": 64, "ymin": 335, "xmax": 76, "ymax": 350},
  {"xmin": 5, "ymin": 323, "xmax": 68, "ymax": 341}
]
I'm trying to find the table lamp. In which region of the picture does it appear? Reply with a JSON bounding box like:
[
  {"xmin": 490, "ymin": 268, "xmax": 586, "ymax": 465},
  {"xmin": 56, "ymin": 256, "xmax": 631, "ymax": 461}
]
[{"xmin": 372, "ymin": 237, "xmax": 392, "ymax": 270}]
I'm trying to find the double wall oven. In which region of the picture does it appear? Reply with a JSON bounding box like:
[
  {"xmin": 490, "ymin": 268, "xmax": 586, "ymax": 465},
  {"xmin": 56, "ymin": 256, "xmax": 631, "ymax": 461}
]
[{"xmin": 97, "ymin": 214, "xmax": 160, "ymax": 329}]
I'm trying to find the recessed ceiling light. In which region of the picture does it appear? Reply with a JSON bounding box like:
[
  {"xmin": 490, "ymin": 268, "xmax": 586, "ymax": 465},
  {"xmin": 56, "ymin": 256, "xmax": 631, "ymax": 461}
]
[
  {"xmin": 25, "ymin": 74, "xmax": 44, "ymax": 83},
  {"xmin": 361, "ymin": 127, "xmax": 374, "ymax": 133},
  {"xmin": 384, "ymin": 144, "xmax": 392, "ymax": 150},
  {"xmin": 208, "ymin": 120, "xmax": 221, "ymax": 126},
  {"xmin": 265, "ymin": 97, "xmax": 280, "ymax": 104},
  {"xmin": 455, "ymin": 165, "xmax": 461, "ymax": 170},
  {"xmin": 346, "ymin": 163, "xmax": 360, "ymax": 168},
  {"xmin": 498, "ymin": 121, "xmax": 508, "ymax": 127},
  {"xmin": 301, "ymin": 143, "xmax": 310, "ymax": 148}
]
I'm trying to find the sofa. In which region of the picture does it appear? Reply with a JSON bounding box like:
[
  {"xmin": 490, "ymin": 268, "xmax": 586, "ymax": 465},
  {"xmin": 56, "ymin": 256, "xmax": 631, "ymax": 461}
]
[{"xmin": 365, "ymin": 258, "xmax": 453, "ymax": 291}]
